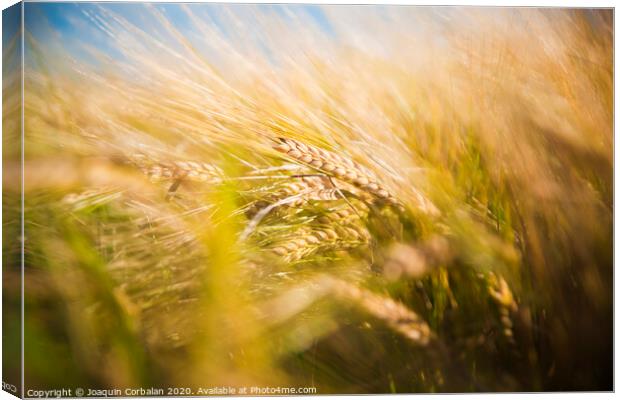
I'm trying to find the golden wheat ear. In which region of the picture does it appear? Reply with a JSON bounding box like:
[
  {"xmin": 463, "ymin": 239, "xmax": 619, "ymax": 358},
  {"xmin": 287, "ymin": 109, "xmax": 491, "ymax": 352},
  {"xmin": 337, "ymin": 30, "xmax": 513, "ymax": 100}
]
[
  {"xmin": 246, "ymin": 175, "xmax": 370, "ymax": 218},
  {"xmin": 128, "ymin": 153, "xmax": 223, "ymax": 184},
  {"xmin": 269, "ymin": 223, "xmax": 370, "ymax": 262},
  {"xmin": 325, "ymin": 277, "xmax": 432, "ymax": 345},
  {"xmin": 274, "ymin": 137, "xmax": 404, "ymax": 210},
  {"xmin": 484, "ymin": 272, "xmax": 518, "ymax": 344},
  {"xmin": 260, "ymin": 276, "xmax": 432, "ymax": 346}
]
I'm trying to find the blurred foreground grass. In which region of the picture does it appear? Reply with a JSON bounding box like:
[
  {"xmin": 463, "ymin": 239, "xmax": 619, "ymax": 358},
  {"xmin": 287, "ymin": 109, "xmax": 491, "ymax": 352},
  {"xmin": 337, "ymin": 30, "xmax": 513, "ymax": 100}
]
[{"xmin": 2, "ymin": 5, "xmax": 613, "ymax": 393}]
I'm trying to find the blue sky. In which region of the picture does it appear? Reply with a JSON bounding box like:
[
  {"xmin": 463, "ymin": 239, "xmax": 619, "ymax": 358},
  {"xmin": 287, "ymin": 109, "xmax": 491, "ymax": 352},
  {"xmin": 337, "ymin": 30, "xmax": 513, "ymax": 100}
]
[
  {"xmin": 24, "ymin": 2, "xmax": 333, "ymax": 41},
  {"xmin": 18, "ymin": 2, "xmax": 337, "ymax": 69}
]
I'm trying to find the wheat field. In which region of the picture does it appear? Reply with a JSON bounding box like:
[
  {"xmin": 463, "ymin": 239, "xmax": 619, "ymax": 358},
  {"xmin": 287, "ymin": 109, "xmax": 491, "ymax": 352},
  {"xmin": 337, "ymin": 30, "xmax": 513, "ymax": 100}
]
[{"xmin": 2, "ymin": 4, "xmax": 613, "ymax": 393}]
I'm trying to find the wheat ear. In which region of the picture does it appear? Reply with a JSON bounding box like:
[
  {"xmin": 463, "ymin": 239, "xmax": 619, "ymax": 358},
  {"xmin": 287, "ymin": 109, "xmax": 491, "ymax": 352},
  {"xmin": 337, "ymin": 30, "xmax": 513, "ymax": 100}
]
[
  {"xmin": 270, "ymin": 224, "xmax": 370, "ymax": 262},
  {"xmin": 273, "ymin": 138, "xmax": 403, "ymax": 210},
  {"xmin": 486, "ymin": 272, "xmax": 518, "ymax": 343},
  {"xmin": 259, "ymin": 275, "xmax": 432, "ymax": 345},
  {"xmin": 249, "ymin": 176, "xmax": 342, "ymax": 212},
  {"xmin": 315, "ymin": 206, "xmax": 367, "ymax": 225},
  {"xmin": 324, "ymin": 277, "xmax": 432, "ymax": 345},
  {"xmin": 130, "ymin": 153, "xmax": 223, "ymax": 184}
]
